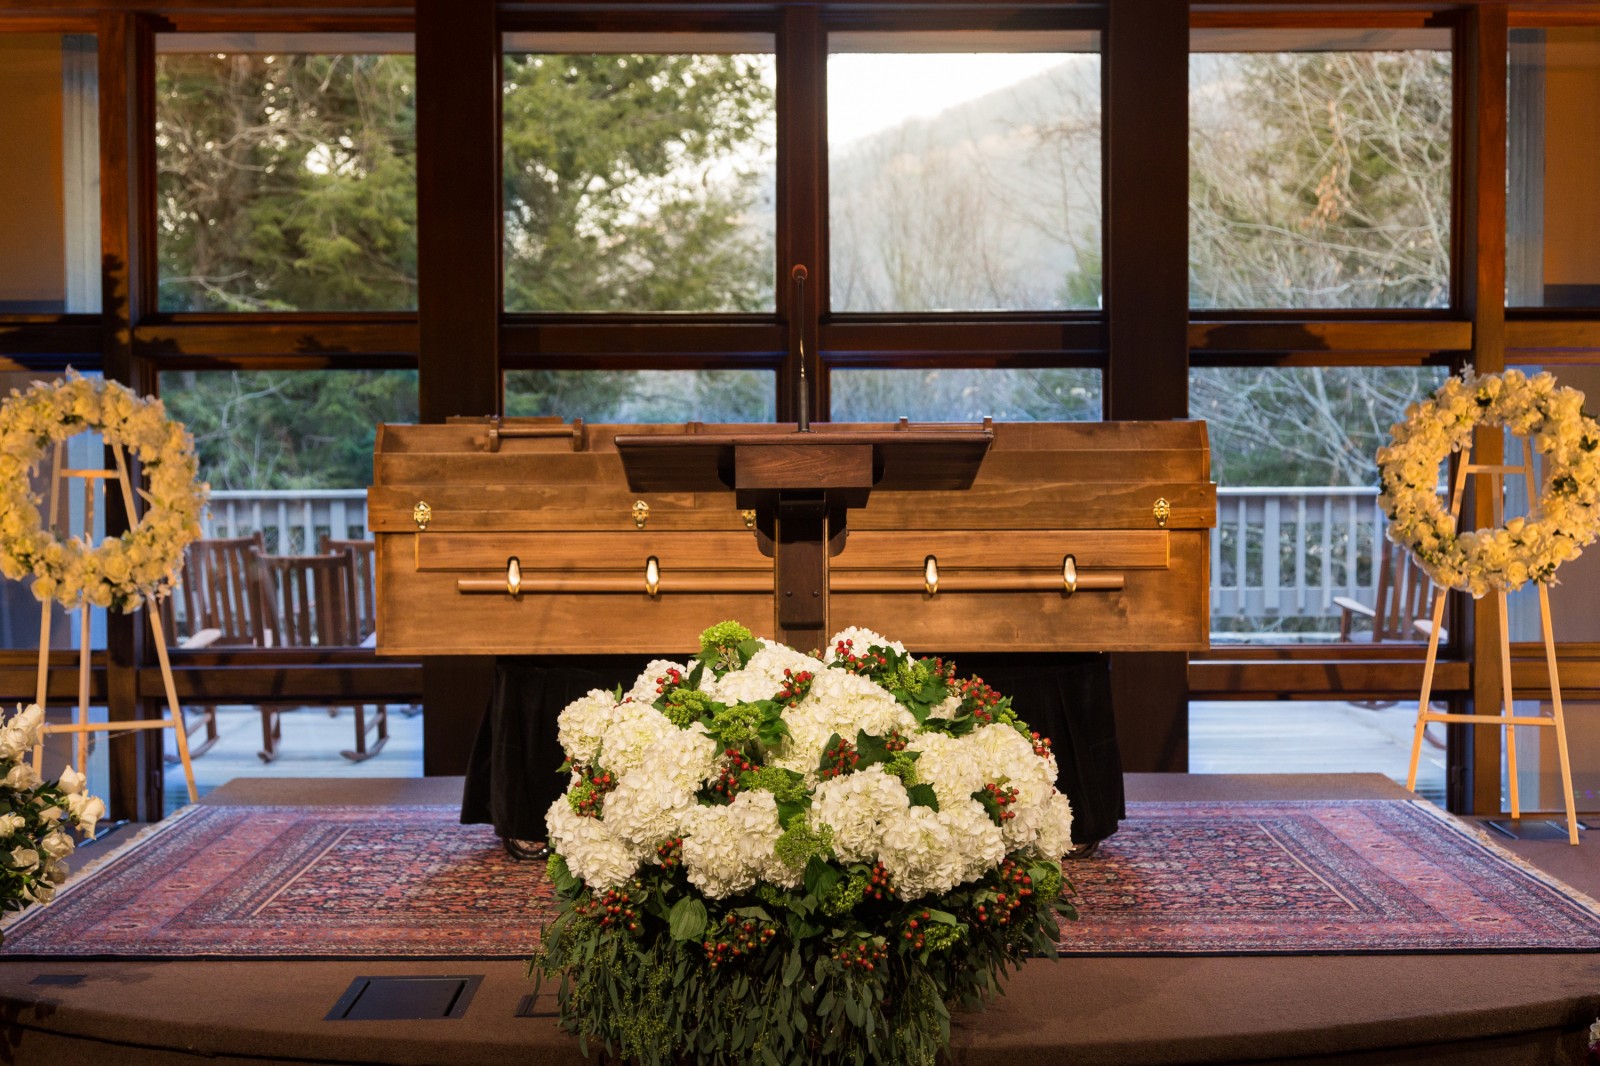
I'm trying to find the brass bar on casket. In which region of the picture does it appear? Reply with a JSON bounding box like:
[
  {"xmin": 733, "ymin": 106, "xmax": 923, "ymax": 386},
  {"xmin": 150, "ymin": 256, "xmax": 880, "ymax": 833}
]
[{"xmin": 455, "ymin": 570, "xmax": 1125, "ymax": 595}]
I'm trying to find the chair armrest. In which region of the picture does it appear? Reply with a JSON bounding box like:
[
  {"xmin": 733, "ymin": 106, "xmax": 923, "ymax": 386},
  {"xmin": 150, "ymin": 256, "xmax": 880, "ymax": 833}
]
[
  {"xmin": 1331, "ymin": 596, "xmax": 1375, "ymax": 619},
  {"xmin": 1413, "ymin": 618, "xmax": 1447, "ymax": 641},
  {"xmin": 179, "ymin": 627, "xmax": 223, "ymax": 650}
]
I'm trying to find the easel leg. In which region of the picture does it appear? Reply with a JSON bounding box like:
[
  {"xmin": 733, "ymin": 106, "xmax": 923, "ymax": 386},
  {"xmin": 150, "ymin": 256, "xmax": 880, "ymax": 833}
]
[
  {"xmin": 1407, "ymin": 588, "xmax": 1449, "ymax": 793},
  {"xmin": 31, "ymin": 441, "xmax": 63, "ymax": 777},
  {"xmin": 1498, "ymin": 590, "xmax": 1520, "ymax": 819},
  {"xmin": 147, "ymin": 596, "xmax": 198, "ymax": 804},
  {"xmin": 76, "ymin": 605, "xmax": 91, "ymax": 774},
  {"xmin": 1538, "ymin": 583, "xmax": 1580, "ymax": 845}
]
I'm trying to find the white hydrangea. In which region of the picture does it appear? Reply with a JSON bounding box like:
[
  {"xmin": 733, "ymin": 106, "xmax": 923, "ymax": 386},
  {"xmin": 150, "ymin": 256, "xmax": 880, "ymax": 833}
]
[
  {"xmin": 906, "ymin": 731, "xmax": 986, "ymax": 799},
  {"xmin": 774, "ymin": 669, "xmax": 917, "ymax": 778},
  {"xmin": 547, "ymin": 797, "xmax": 638, "ymax": 890},
  {"xmin": 808, "ymin": 765, "xmax": 911, "ymax": 863},
  {"xmin": 877, "ymin": 806, "xmax": 966, "ymax": 900},
  {"xmin": 596, "ymin": 702, "xmax": 677, "ymax": 777},
  {"xmin": 556, "ymin": 689, "xmax": 619, "ymax": 766},
  {"xmin": 970, "ymin": 724, "xmax": 1058, "ymax": 851},
  {"xmin": 702, "ymin": 643, "xmax": 825, "ymax": 705},
  {"xmin": 937, "ymin": 797, "xmax": 1007, "ymax": 885},
  {"xmin": 680, "ymin": 789, "xmax": 785, "ymax": 899},
  {"xmin": 600, "ymin": 725, "xmax": 722, "ymax": 855},
  {"xmin": 1033, "ymin": 793, "xmax": 1076, "ymax": 859},
  {"xmin": 624, "ymin": 660, "xmax": 688, "ymax": 705},
  {"xmin": 0, "ymin": 704, "xmax": 44, "ymax": 762},
  {"xmin": 824, "ymin": 626, "xmax": 906, "ymax": 664}
]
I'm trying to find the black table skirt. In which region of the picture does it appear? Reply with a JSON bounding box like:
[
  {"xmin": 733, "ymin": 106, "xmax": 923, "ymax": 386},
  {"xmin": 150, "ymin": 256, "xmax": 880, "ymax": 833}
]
[{"xmin": 461, "ymin": 652, "xmax": 1124, "ymax": 847}]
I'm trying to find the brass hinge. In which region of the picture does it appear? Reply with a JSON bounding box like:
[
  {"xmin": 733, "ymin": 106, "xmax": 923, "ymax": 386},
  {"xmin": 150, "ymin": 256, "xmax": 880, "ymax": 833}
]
[{"xmin": 413, "ymin": 500, "xmax": 432, "ymax": 531}]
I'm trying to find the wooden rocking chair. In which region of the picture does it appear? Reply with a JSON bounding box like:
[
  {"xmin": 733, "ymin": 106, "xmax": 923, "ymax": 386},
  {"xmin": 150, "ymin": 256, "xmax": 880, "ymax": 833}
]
[
  {"xmin": 165, "ymin": 532, "xmax": 271, "ymax": 761},
  {"xmin": 1334, "ymin": 540, "xmax": 1444, "ymax": 643},
  {"xmin": 253, "ymin": 546, "xmax": 389, "ymax": 763}
]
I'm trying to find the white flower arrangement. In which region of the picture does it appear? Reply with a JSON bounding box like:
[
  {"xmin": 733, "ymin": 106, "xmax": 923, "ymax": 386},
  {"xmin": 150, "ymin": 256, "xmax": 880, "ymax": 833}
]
[
  {"xmin": 547, "ymin": 627, "xmax": 1073, "ymax": 897},
  {"xmin": 533, "ymin": 621, "xmax": 1079, "ymax": 1066},
  {"xmin": 0, "ymin": 371, "xmax": 208, "ymax": 613},
  {"xmin": 0, "ymin": 704, "xmax": 105, "ymax": 928},
  {"xmin": 1377, "ymin": 369, "xmax": 1600, "ymax": 598}
]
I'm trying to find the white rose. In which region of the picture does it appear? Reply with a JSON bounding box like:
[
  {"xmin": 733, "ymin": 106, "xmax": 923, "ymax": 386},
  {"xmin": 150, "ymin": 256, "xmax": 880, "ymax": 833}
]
[{"xmin": 9, "ymin": 846, "xmax": 38, "ymax": 872}]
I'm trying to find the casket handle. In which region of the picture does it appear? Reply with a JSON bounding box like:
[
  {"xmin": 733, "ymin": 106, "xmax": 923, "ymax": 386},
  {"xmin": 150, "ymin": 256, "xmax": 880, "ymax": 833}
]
[
  {"xmin": 923, "ymin": 554, "xmax": 939, "ymax": 596},
  {"xmin": 483, "ymin": 416, "xmax": 586, "ymax": 453},
  {"xmin": 645, "ymin": 555, "xmax": 661, "ymax": 598},
  {"xmin": 506, "ymin": 556, "xmax": 522, "ymax": 596},
  {"xmin": 1062, "ymin": 554, "xmax": 1077, "ymax": 596}
]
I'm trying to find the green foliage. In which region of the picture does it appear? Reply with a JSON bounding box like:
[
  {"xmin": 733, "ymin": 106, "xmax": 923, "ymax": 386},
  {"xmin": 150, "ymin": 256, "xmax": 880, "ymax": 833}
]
[
  {"xmin": 501, "ymin": 53, "xmax": 775, "ymax": 314},
  {"xmin": 663, "ymin": 688, "xmax": 714, "ymax": 727},
  {"xmin": 774, "ymin": 822, "xmax": 834, "ymax": 873},
  {"xmin": 160, "ymin": 370, "xmax": 417, "ymax": 494},
  {"xmin": 740, "ymin": 766, "xmax": 808, "ymax": 805},
  {"xmin": 709, "ymin": 701, "xmax": 787, "ymax": 751},
  {"xmin": 532, "ymin": 848, "xmax": 1073, "ymax": 1066},
  {"xmin": 700, "ymin": 620, "xmax": 753, "ymax": 653}
]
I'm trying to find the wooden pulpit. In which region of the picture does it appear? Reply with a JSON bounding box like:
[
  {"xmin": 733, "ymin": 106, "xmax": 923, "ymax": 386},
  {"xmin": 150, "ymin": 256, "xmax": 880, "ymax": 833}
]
[{"xmin": 369, "ymin": 419, "xmax": 1215, "ymax": 656}]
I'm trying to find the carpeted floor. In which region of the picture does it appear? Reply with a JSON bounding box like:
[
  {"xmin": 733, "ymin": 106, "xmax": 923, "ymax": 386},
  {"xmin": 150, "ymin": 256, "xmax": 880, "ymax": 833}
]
[{"xmin": 7, "ymin": 794, "xmax": 1600, "ymax": 959}]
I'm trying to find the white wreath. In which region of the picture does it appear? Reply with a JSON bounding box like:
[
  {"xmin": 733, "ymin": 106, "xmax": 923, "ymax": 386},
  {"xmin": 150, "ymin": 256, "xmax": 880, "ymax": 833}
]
[
  {"xmin": 0, "ymin": 372, "xmax": 207, "ymax": 612},
  {"xmin": 1377, "ymin": 369, "xmax": 1600, "ymax": 598}
]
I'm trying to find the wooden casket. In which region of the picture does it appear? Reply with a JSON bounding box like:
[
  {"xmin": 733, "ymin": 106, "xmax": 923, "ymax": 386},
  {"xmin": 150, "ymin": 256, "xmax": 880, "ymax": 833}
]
[{"xmin": 369, "ymin": 419, "xmax": 1215, "ymax": 655}]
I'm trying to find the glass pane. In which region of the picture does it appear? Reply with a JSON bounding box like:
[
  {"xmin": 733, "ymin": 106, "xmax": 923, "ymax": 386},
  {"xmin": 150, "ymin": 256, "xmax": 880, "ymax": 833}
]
[
  {"xmin": 1191, "ymin": 700, "xmax": 1447, "ymax": 805},
  {"xmin": 828, "ymin": 368, "xmax": 1100, "ymax": 422},
  {"xmin": 0, "ymin": 370, "xmax": 107, "ymax": 650},
  {"xmin": 1503, "ymin": 365, "xmax": 1600, "ymax": 642},
  {"xmin": 155, "ymin": 35, "xmax": 417, "ymax": 312},
  {"xmin": 0, "ymin": 34, "xmax": 98, "ymax": 313},
  {"xmin": 504, "ymin": 369, "xmax": 774, "ymax": 422},
  {"xmin": 1509, "ymin": 28, "xmax": 1600, "ymax": 307},
  {"xmin": 829, "ymin": 32, "xmax": 1101, "ymax": 312},
  {"xmin": 1194, "ymin": 366, "xmax": 1448, "ymax": 643},
  {"xmin": 162, "ymin": 701, "xmax": 423, "ymax": 810},
  {"xmin": 1505, "ymin": 701, "xmax": 1600, "ymax": 814},
  {"xmin": 1190, "ymin": 29, "xmax": 1452, "ymax": 309},
  {"xmin": 502, "ymin": 36, "xmax": 775, "ymax": 312}
]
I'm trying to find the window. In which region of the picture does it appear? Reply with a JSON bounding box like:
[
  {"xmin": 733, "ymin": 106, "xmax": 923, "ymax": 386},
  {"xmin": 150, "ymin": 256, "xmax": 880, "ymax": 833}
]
[
  {"xmin": 0, "ymin": 34, "xmax": 98, "ymax": 313},
  {"xmin": 503, "ymin": 369, "xmax": 774, "ymax": 422},
  {"xmin": 155, "ymin": 34, "xmax": 417, "ymax": 312},
  {"xmin": 1194, "ymin": 366, "xmax": 1448, "ymax": 643},
  {"xmin": 1508, "ymin": 27, "xmax": 1600, "ymax": 308},
  {"xmin": 829, "ymin": 368, "xmax": 1100, "ymax": 422},
  {"xmin": 827, "ymin": 31, "xmax": 1101, "ymax": 313},
  {"xmin": 1190, "ymin": 28, "xmax": 1453, "ymax": 309},
  {"xmin": 501, "ymin": 34, "xmax": 776, "ymax": 313}
]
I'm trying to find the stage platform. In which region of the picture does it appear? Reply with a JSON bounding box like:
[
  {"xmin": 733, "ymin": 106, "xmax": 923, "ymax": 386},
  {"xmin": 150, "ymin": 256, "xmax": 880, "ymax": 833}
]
[{"xmin": 0, "ymin": 773, "xmax": 1596, "ymax": 1065}]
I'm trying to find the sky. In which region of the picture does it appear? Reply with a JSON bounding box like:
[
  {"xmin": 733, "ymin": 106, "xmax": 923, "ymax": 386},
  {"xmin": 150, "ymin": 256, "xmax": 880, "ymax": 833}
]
[{"xmin": 826, "ymin": 54, "xmax": 1073, "ymax": 147}]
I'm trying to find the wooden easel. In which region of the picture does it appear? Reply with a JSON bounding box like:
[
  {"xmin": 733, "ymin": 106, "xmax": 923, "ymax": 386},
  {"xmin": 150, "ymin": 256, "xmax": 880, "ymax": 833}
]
[
  {"xmin": 30, "ymin": 440, "xmax": 198, "ymax": 805},
  {"xmin": 1405, "ymin": 436, "xmax": 1578, "ymax": 845}
]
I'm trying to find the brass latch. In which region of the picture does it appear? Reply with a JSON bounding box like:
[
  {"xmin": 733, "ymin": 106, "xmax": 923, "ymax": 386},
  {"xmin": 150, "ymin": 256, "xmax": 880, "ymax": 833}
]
[
  {"xmin": 741, "ymin": 509, "xmax": 756, "ymax": 530},
  {"xmin": 413, "ymin": 500, "xmax": 432, "ymax": 531},
  {"xmin": 1153, "ymin": 497, "xmax": 1171, "ymax": 529},
  {"xmin": 633, "ymin": 500, "xmax": 650, "ymax": 529}
]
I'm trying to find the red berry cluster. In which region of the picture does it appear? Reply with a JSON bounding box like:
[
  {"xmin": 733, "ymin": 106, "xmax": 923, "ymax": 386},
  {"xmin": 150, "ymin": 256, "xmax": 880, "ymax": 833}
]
[
  {"xmin": 1029, "ymin": 730, "xmax": 1053, "ymax": 758},
  {"xmin": 832, "ymin": 938, "xmax": 889, "ymax": 973},
  {"xmin": 819, "ymin": 736, "xmax": 860, "ymax": 779},
  {"xmin": 709, "ymin": 749, "xmax": 755, "ymax": 800},
  {"xmin": 655, "ymin": 836, "xmax": 683, "ymax": 871},
  {"xmin": 776, "ymin": 668, "xmax": 814, "ymax": 704},
  {"xmin": 575, "ymin": 884, "xmax": 644, "ymax": 937},
  {"xmin": 973, "ymin": 859, "xmax": 1036, "ymax": 928},
  {"xmin": 701, "ymin": 913, "xmax": 778, "ymax": 969},
  {"xmin": 980, "ymin": 782, "xmax": 1021, "ymax": 822},
  {"xmin": 654, "ymin": 666, "xmax": 685, "ymax": 697},
  {"xmin": 572, "ymin": 766, "xmax": 618, "ymax": 816},
  {"xmin": 865, "ymin": 862, "xmax": 895, "ymax": 901},
  {"xmin": 900, "ymin": 909, "xmax": 933, "ymax": 950},
  {"xmin": 832, "ymin": 638, "xmax": 888, "ymax": 676},
  {"xmin": 955, "ymin": 676, "xmax": 1005, "ymax": 722},
  {"xmin": 883, "ymin": 730, "xmax": 909, "ymax": 753}
]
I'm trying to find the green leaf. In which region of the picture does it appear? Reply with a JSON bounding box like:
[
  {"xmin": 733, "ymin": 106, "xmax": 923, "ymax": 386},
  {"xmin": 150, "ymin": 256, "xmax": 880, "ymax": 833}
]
[
  {"xmin": 545, "ymin": 852, "xmax": 579, "ymax": 894},
  {"xmin": 922, "ymin": 907, "xmax": 958, "ymax": 925},
  {"xmin": 853, "ymin": 729, "xmax": 890, "ymax": 768},
  {"xmin": 782, "ymin": 948, "xmax": 803, "ymax": 987},
  {"xmin": 668, "ymin": 896, "xmax": 708, "ymax": 942},
  {"xmin": 906, "ymin": 783, "xmax": 940, "ymax": 812},
  {"xmin": 803, "ymin": 855, "xmax": 841, "ymax": 899},
  {"xmin": 972, "ymin": 788, "xmax": 1004, "ymax": 824}
]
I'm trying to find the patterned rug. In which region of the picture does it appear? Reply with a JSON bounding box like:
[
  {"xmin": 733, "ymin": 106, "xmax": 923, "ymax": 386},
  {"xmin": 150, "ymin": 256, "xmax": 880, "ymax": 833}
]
[
  {"xmin": 3, "ymin": 799, "xmax": 1598, "ymax": 959},
  {"xmin": 1058, "ymin": 800, "xmax": 1600, "ymax": 954}
]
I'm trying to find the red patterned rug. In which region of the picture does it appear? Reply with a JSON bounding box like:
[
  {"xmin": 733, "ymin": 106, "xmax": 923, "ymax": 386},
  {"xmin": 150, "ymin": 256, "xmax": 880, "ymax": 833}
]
[{"xmin": 3, "ymin": 800, "xmax": 1598, "ymax": 959}]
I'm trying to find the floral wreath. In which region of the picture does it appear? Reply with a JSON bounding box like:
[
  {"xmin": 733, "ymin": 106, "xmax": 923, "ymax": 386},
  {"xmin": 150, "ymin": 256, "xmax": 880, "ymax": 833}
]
[
  {"xmin": 1377, "ymin": 369, "xmax": 1600, "ymax": 598},
  {"xmin": 0, "ymin": 372, "xmax": 207, "ymax": 613}
]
